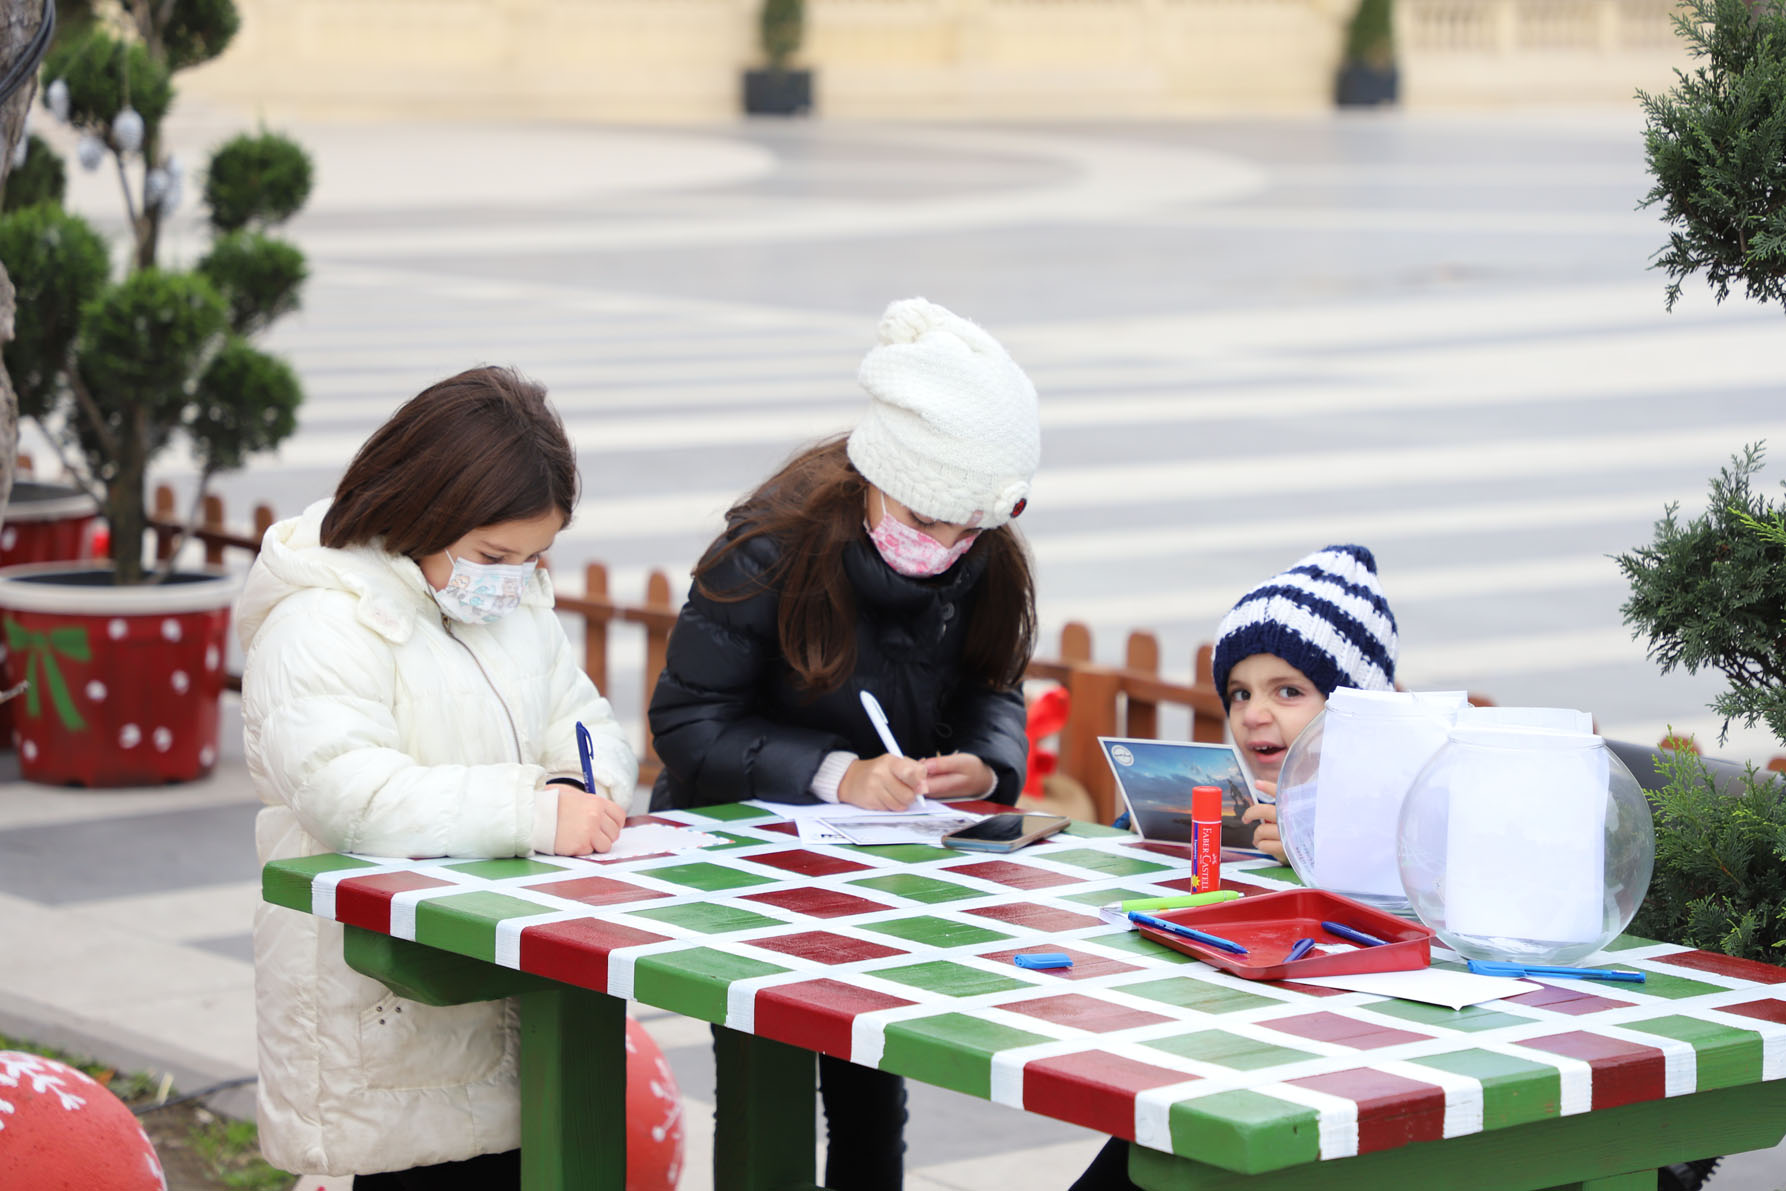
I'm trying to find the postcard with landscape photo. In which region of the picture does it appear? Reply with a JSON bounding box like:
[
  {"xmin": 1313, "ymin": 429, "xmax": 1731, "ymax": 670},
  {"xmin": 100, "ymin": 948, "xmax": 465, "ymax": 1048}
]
[{"xmin": 1098, "ymin": 737, "xmax": 1263, "ymax": 852}]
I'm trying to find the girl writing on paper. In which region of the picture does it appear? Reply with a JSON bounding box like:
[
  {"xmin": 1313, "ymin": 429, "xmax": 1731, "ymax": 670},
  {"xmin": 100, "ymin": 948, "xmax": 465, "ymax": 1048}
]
[
  {"xmin": 238, "ymin": 366, "xmax": 637, "ymax": 1188},
  {"xmin": 1211, "ymin": 544, "xmax": 1400, "ymax": 863},
  {"xmin": 649, "ymin": 297, "xmax": 1040, "ymax": 1191}
]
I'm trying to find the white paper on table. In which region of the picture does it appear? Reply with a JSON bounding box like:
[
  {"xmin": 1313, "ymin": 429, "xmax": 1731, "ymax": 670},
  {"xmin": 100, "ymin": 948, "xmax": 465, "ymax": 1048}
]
[
  {"xmin": 827, "ymin": 812, "xmax": 983, "ymax": 846},
  {"xmin": 742, "ymin": 797, "xmax": 955, "ymax": 821},
  {"xmin": 795, "ymin": 818, "xmax": 856, "ymax": 845},
  {"xmin": 585, "ymin": 823, "xmax": 728, "ymax": 859},
  {"xmin": 1444, "ymin": 726, "xmax": 1608, "ymax": 943},
  {"xmin": 1290, "ymin": 968, "xmax": 1541, "ymax": 1009},
  {"xmin": 1312, "ymin": 688, "xmax": 1468, "ymax": 896}
]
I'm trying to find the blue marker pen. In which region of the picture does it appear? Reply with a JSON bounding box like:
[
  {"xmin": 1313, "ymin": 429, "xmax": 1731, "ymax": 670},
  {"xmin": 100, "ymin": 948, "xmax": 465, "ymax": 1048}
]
[
  {"xmin": 1286, "ymin": 937, "xmax": 1316, "ymax": 962},
  {"xmin": 1129, "ymin": 912, "xmax": 1249, "ymax": 955},
  {"xmin": 575, "ymin": 722, "xmax": 597, "ymax": 793},
  {"xmin": 1320, "ymin": 921, "xmax": 1388, "ymax": 947}
]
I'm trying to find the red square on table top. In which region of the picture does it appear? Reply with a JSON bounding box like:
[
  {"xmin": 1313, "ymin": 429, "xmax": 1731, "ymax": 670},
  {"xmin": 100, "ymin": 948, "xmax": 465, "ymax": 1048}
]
[
  {"xmin": 743, "ymin": 887, "xmax": 892, "ymax": 918},
  {"xmin": 334, "ymin": 871, "xmax": 456, "ymax": 933},
  {"xmin": 998, "ymin": 993, "xmax": 1175, "ymax": 1033},
  {"xmin": 1261, "ymin": 1012, "xmax": 1432, "ymax": 1050},
  {"xmin": 523, "ymin": 875, "xmax": 670, "ymax": 907},
  {"xmin": 1505, "ymin": 982, "xmax": 1633, "ymax": 1015},
  {"xmin": 1650, "ymin": 949, "xmax": 1786, "ymax": 984},
  {"xmin": 1290, "ymin": 1068, "xmax": 1446, "ymax": 1154},
  {"xmin": 1024, "ymin": 1050, "xmax": 1196, "ymax": 1139},
  {"xmin": 1717, "ymin": 998, "xmax": 1786, "ymax": 1025},
  {"xmin": 1516, "ymin": 1030, "xmax": 1667, "ymax": 1110},
  {"xmin": 749, "ymin": 931, "xmax": 908, "ymax": 964},
  {"xmin": 978, "ymin": 947, "xmax": 1140, "ymax": 981},
  {"xmin": 968, "ymin": 903, "xmax": 1102, "ymax": 932},
  {"xmin": 942, "ymin": 860, "xmax": 1080, "ymax": 890},
  {"xmin": 747, "ymin": 848, "xmax": 873, "ymax": 877},
  {"xmin": 754, "ymin": 978, "xmax": 916, "ymax": 1058},
  {"xmin": 518, "ymin": 917, "xmax": 673, "ymax": 993}
]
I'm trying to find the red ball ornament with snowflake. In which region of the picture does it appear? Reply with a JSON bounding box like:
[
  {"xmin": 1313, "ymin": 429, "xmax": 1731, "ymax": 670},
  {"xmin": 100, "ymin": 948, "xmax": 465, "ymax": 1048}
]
[
  {"xmin": 0, "ymin": 1052, "xmax": 166, "ymax": 1189},
  {"xmin": 624, "ymin": 1016, "xmax": 685, "ymax": 1191}
]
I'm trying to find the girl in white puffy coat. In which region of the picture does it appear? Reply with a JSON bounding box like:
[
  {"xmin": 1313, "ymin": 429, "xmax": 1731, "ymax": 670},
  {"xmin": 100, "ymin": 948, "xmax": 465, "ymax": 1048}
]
[{"xmin": 237, "ymin": 366, "xmax": 637, "ymax": 1187}]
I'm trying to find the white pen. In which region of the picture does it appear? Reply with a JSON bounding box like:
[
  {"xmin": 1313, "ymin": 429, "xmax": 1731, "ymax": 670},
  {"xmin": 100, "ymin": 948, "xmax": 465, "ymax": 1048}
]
[{"xmin": 858, "ymin": 690, "xmax": 904, "ymax": 757}]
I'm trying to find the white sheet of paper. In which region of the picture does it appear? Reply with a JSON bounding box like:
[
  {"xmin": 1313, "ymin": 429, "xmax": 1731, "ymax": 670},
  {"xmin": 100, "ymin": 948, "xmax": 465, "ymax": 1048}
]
[
  {"xmin": 1290, "ymin": 968, "xmax": 1541, "ymax": 1009},
  {"xmin": 795, "ymin": 818, "xmax": 856, "ymax": 845},
  {"xmin": 1444, "ymin": 726, "xmax": 1608, "ymax": 943},
  {"xmin": 587, "ymin": 823, "xmax": 727, "ymax": 859},
  {"xmin": 1312, "ymin": 689, "xmax": 1467, "ymax": 897},
  {"xmin": 743, "ymin": 797, "xmax": 953, "ymax": 821},
  {"xmin": 1456, "ymin": 705, "xmax": 1594, "ymax": 734},
  {"xmin": 828, "ymin": 812, "xmax": 982, "ymax": 846}
]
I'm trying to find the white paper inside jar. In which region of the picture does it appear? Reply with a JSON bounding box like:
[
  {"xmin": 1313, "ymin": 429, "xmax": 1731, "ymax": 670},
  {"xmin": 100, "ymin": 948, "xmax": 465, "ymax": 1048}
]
[
  {"xmin": 1312, "ymin": 688, "xmax": 1468, "ymax": 897},
  {"xmin": 1442, "ymin": 725, "xmax": 1609, "ymax": 944}
]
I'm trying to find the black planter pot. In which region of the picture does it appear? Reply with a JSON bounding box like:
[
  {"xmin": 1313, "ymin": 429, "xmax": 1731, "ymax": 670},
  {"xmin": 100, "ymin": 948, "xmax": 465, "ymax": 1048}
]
[
  {"xmin": 743, "ymin": 68, "xmax": 813, "ymax": 116},
  {"xmin": 1335, "ymin": 62, "xmax": 1399, "ymax": 107}
]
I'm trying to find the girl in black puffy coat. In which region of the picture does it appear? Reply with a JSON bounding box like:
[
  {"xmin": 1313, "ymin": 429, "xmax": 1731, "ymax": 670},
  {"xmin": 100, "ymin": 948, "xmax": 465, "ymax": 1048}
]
[{"xmin": 649, "ymin": 297, "xmax": 1042, "ymax": 1191}]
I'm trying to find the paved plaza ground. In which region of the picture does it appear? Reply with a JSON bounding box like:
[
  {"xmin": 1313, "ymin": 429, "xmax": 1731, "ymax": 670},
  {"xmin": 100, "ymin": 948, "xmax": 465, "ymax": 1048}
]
[{"xmin": 6, "ymin": 104, "xmax": 1786, "ymax": 1188}]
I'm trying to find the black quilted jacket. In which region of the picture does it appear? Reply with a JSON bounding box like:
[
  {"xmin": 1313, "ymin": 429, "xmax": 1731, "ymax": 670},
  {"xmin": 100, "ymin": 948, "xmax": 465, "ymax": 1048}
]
[{"xmin": 648, "ymin": 524, "xmax": 1028, "ymax": 810}]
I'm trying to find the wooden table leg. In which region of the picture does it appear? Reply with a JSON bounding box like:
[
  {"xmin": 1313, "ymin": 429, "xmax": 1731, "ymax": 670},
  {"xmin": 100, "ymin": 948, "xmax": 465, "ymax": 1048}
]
[
  {"xmin": 713, "ymin": 1023, "xmax": 820, "ymax": 1191},
  {"xmin": 520, "ymin": 984, "xmax": 627, "ymax": 1191}
]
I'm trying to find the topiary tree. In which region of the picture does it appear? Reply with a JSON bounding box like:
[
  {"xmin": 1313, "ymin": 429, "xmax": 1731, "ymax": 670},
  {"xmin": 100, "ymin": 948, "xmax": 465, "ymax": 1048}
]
[
  {"xmin": 1342, "ymin": 0, "xmax": 1395, "ymax": 71},
  {"xmin": 1, "ymin": 0, "xmax": 309, "ymax": 583},
  {"xmin": 1639, "ymin": 0, "xmax": 1786, "ymax": 310},
  {"xmin": 760, "ymin": 0, "xmax": 803, "ymax": 73},
  {"xmin": 1617, "ymin": 444, "xmax": 1786, "ymax": 962}
]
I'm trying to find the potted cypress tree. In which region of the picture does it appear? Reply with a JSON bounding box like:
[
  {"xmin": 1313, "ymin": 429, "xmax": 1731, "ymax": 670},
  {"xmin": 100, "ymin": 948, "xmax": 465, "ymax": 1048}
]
[
  {"xmin": 1335, "ymin": 0, "xmax": 1398, "ymax": 107},
  {"xmin": 743, "ymin": 0, "xmax": 812, "ymax": 116},
  {"xmin": 0, "ymin": 0, "xmax": 308, "ymax": 786}
]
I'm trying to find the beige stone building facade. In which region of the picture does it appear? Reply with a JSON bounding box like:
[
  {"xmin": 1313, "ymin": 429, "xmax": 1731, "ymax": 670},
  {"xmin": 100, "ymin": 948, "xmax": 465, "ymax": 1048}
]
[{"xmin": 180, "ymin": 0, "xmax": 1692, "ymax": 121}]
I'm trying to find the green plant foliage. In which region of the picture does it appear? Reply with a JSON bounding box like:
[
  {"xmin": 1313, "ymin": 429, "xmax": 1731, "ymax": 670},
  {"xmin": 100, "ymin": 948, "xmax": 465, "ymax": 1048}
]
[
  {"xmin": 1639, "ymin": 0, "xmax": 1786, "ymax": 310},
  {"xmin": 164, "ymin": 0, "xmax": 242, "ymax": 71},
  {"xmin": 187, "ymin": 339, "xmax": 300, "ymax": 471},
  {"xmin": 760, "ymin": 0, "xmax": 804, "ymax": 71},
  {"xmin": 41, "ymin": 28, "xmax": 173, "ymax": 143},
  {"xmin": 203, "ymin": 130, "xmax": 314, "ymax": 233},
  {"xmin": 0, "ymin": 204, "xmax": 109, "ymax": 420},
  {"xmin": 1628, "ymin": 747, "xmax": 1786, "ymax": 961},
  {"xmin": 4, "ymin": 134, "xmax": 67, "ymax": 212},
  {"xmin": 1617, "ymin": 444, "xmax": 1786, "ymax": 743},
  {"xmin": 76, "ymin": 270, "xmax": 229, "ymax": 431},
  {"xmin": 197, "ymin": 231, "xmax": 306, "ymax": 336},
  {"xmin": 1343, "ymin": 0, "xmax": 1395, "ymax": 68}
]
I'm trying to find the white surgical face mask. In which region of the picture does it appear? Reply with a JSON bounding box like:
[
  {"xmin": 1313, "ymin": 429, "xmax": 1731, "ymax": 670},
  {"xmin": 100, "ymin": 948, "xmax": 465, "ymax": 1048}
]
[{"xmin": 432, "ymin": 552, "xmax": 536, "ymax": 624}]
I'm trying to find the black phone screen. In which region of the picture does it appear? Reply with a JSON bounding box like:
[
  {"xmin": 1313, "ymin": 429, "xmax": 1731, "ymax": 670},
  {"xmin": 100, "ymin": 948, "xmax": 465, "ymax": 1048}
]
[{"xmin": 949, "ymin": 813, "xmax": 1048, "ymax": 842}]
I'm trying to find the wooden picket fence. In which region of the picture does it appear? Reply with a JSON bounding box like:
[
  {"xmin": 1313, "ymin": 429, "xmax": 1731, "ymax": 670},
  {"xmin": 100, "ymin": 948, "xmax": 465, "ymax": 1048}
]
[{"xmin": 141, "ymin": 485, "xmax": 1227, "ymax": 821}]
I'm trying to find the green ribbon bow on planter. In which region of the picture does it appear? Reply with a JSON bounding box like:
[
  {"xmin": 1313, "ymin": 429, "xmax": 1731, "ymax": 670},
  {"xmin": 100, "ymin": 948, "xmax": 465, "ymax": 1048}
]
[{"xmin": 3, "ymin": 619, "xmax": 90, "ymax": 733}]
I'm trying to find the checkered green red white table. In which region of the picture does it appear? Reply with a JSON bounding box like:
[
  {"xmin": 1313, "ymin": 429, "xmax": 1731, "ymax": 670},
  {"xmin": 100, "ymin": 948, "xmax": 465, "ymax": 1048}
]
[{"xmin": 263, "ymin": 803, "xmax": 1786, "ymax": 1179}]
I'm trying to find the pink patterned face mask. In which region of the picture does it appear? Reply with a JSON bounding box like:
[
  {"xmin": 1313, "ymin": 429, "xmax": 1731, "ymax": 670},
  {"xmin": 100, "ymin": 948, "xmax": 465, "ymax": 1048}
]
[{"xmin": 867, "ymin": 495, "xmax": 979, "ymax": 578}]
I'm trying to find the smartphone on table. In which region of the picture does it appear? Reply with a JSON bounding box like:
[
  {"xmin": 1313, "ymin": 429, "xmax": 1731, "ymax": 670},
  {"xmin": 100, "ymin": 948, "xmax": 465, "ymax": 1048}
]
[{"xmin": 941, "ymin": 812, "xmax": 1070, "ymax": 853}]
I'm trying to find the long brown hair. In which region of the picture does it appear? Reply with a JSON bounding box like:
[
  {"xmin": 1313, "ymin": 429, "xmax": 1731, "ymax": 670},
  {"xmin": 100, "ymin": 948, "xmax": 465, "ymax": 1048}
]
[
  {"xmin": 322, "ymin": 366, "xmax": 578, "ymax": 557},
  {"xmin": 697, "ymin": 437, "xmax": 1036, "ymax": 694}
]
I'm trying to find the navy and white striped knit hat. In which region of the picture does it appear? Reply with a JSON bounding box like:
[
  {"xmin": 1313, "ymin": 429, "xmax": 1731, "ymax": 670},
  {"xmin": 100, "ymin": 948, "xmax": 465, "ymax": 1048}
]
[{"xmin": 1211, "ymin": 544, "xmax": 1398, "ymax": 709}]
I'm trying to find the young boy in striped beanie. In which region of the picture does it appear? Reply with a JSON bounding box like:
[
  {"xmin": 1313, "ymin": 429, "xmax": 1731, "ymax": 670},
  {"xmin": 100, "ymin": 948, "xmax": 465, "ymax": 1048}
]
[{"xmin": 1211, "ymin": 544, "xmax": 1399, "ymax": 859}]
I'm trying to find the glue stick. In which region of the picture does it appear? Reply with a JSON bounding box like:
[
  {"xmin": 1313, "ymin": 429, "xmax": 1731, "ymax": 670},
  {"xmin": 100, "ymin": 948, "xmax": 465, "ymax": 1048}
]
[{"xmin": 1191, "ymin": 785, "xmax": 1223, "ymax": 893}]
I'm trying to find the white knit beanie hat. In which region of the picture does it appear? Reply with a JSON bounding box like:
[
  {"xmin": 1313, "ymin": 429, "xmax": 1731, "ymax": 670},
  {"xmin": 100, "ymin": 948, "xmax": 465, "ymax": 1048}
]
[{"xmin": 847, "ymin": 298, "xmax": 1040, "ymax": 530}]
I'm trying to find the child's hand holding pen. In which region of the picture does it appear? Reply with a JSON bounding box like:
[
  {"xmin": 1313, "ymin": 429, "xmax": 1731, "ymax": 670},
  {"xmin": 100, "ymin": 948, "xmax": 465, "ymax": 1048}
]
[
  {"xmin": 552, "ymin": 787, "xmax": 626, "ymax": 855},
  {"xmin": 839, "ymin": 755, "xmax": 927, "ymax": 810}
]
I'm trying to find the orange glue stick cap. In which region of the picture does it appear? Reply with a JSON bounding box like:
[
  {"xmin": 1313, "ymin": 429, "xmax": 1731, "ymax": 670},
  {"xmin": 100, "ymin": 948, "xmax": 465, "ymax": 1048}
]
[{"xmin": 1192, "ymin": 785, "xmax": 1223, "ymax": 820}]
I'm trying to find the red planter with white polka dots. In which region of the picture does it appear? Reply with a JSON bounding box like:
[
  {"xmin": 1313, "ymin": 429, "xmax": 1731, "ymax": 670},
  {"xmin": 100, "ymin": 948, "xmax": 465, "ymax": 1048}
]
[{"xmin": 0, "ymin": 564, "xmax": 236, "ymax": 787}]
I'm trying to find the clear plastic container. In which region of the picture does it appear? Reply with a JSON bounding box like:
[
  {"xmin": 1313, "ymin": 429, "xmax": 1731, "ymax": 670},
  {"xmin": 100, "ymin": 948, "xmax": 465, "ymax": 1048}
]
[{"xmin": 1396, "ymin": 725, "xmax": 1654, "ymax": 965}]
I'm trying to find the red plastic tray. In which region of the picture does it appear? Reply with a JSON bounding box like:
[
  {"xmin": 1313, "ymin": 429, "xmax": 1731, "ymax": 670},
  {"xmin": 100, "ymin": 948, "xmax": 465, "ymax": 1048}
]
[{"xmin": 1132, "ymin": 889, "xmax": 1434, "ymax": 982}]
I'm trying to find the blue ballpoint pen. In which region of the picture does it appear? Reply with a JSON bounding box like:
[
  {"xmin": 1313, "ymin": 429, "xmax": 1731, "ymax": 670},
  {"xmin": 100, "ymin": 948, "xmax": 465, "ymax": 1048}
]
[
  {"xmin": 575, "ymin": 722, "xmax": 597, "ymax": 793},
  {"xmin": 1286, "ymin": 937, "xmax": 1316, "ymax": 962},
  {"xmin": 1467, "ymin": 959, "xmax": 1647, "ymax": 984},
  {"xmin": 1320, "ymin": 921, "xmax": 1389, "ymax": 947},
  {"xmin": 1129, "ymin": 912, "xmax": 1249, "ymax": 955}
]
